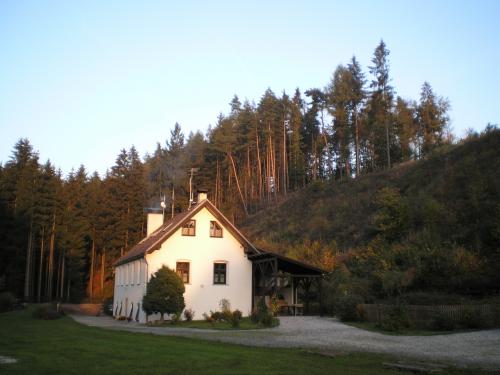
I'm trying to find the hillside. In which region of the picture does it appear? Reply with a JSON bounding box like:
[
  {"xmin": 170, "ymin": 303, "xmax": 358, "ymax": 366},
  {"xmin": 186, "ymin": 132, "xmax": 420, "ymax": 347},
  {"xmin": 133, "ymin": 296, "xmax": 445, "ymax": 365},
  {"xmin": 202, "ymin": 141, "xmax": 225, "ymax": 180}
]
[{"xmin": 241, "ymin": 129, "xmax": 500, "ymax": 296}]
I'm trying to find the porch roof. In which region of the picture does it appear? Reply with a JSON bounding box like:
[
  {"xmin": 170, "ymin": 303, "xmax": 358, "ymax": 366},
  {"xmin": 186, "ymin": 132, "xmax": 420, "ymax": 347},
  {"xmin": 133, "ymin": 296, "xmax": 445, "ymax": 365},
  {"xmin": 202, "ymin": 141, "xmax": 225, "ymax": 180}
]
[{"xmin": 249, "ymin": 249, "xmax": 326, "ymax": 277}]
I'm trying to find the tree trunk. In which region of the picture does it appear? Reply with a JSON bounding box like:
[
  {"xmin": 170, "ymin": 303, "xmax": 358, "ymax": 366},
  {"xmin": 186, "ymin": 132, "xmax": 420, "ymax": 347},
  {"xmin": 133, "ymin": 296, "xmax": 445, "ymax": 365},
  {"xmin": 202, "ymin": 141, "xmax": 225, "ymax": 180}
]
[
  {"xmin": 355, "ymin": 109, "xmax": 360, "ymax": 176},
  {"xmin": 47, "ymin": 213, "xmax": 56, "ymax": 300},
  {"xmin": 23, "ymin": 217, "xmax": 34, "ymax": 301},
  {"xmin": 60, "ymin": 252, "xmax": 65, "ymax": 301},
  {"xmin": 37, "ymin": 227, "xmax": 45, "ymax": 302},
  {"xmin": 171, "ymin": 187, "xmax": 175, "ymax": 219},
  {"xmin": 255, "ymin": 123, "xmax": 262, "ymax": 200},
  {"xmin": 227, "ymin": 152, "xmax": 248, "ymax": 216},
  {"xmin": 89, "ymin": 233, "xmax": 95, "ymax": 301},
  {"xmin": 100, "ymin": 249, "xmax": 106, "ymax": 300}
]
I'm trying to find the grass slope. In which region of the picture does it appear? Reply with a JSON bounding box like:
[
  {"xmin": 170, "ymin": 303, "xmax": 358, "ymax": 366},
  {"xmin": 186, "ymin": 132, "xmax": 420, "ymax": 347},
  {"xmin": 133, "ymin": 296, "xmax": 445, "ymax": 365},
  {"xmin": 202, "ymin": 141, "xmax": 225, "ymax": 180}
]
[
  {"xmin": 0, "ymin": 309, "xmax": 489, "ymax": 375},
  {"xmin": 241, "ymin": 131, "xmax": 500, "ymax": 253}
]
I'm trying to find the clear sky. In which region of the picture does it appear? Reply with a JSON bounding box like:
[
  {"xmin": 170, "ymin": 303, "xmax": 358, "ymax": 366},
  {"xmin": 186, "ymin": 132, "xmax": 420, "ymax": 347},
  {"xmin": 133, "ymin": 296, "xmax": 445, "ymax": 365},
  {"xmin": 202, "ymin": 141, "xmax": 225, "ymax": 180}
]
[{"xmin": 1, "ymin": 0, "xmax": 499, "ymax": 176}]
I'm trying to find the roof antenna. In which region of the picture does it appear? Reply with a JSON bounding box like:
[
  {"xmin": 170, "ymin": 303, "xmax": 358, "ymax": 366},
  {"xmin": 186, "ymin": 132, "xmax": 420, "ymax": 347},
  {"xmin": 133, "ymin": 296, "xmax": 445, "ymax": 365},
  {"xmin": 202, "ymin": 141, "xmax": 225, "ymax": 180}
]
[
  {"xmin": 160, "ymin": 195, "xmax": 166, "ymax": 221},
  {"xmin": 188, "ymin": 167, "xmax": 199, "ymax": 209}
]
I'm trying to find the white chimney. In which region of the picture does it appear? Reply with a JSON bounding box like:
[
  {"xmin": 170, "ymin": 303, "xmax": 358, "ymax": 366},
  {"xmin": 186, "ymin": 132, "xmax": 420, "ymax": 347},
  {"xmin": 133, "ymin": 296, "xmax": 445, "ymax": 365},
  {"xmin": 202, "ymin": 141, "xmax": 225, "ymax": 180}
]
[
  {"xmin": 147, "ymin": 213, "xmax": 163, "ymax": 236},
  {"xmin": 197, "ymin": 189, "xmax": 208, "ymax": 202}
]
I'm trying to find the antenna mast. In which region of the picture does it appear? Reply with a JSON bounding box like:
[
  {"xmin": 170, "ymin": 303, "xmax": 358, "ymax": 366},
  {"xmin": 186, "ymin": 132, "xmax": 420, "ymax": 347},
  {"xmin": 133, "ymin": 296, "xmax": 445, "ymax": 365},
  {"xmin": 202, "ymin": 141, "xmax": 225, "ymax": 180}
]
[{"xmin": 188, "ymin": 167, "xmax": 199, "ymax": 209}]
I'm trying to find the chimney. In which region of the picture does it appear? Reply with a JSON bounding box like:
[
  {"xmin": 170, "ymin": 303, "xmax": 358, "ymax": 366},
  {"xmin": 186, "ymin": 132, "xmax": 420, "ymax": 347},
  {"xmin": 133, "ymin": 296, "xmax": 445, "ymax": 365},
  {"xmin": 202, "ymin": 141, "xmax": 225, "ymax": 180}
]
[
  {"xmin": 197, "ymin": 188, "xmax": 208, "ymax": 203},
  {"xmin": 147, "ymin": 212, "xmax": 164, "ymax": 236}
]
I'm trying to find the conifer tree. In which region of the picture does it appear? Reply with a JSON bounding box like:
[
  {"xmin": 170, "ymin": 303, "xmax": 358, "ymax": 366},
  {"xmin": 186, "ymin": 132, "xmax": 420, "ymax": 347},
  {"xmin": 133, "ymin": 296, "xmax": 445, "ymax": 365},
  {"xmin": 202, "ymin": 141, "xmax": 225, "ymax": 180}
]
[{"xmin": 368, "ymin": 40, "xmax": 394, "ymax": 170}]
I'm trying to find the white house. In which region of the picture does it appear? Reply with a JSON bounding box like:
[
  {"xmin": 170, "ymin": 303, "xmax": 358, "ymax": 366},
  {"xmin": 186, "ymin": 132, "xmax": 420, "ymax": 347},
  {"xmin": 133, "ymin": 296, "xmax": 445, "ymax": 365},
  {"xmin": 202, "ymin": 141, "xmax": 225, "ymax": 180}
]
[{"xmin": 113, "ymin": 190, "xmax": 324, "ymax": 323}]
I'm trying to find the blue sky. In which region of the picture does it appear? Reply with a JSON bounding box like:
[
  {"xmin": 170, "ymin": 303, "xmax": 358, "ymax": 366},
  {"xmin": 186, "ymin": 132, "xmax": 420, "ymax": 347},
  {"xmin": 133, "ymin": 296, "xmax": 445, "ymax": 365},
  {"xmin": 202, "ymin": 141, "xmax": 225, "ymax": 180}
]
[{"xmin": 1, "ymin": 1, "xmax": 499, "ymax": 176}]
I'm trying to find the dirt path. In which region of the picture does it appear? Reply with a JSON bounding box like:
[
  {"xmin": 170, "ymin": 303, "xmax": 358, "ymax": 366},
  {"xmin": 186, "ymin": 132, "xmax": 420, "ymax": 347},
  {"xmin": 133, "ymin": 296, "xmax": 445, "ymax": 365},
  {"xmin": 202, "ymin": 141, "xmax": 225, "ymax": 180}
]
[{"xmin": 71, "ymin": 315, "xmax": 500, "ymax": 370}]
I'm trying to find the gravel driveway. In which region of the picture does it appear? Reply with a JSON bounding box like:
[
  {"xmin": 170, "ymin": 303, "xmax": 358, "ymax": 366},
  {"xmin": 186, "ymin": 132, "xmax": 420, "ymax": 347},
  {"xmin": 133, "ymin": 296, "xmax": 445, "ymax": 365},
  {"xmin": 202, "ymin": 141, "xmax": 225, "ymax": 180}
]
[{"xmin": 71, "ymin": 315, "xmax": 500, "ymax": 369}]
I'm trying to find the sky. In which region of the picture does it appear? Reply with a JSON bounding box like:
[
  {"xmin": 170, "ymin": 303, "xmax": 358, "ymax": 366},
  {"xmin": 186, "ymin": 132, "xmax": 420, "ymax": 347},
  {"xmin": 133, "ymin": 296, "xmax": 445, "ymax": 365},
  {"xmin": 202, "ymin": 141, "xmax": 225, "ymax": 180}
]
[{"xmin": 1, "ymin": 0, "xmax": 499, "ymax": 176}]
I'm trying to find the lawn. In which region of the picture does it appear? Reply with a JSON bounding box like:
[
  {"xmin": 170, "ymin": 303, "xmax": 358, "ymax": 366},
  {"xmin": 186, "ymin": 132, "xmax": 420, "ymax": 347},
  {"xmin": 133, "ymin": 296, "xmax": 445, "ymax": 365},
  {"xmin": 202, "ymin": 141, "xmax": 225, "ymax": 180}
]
[
  {"xmin": 0, "ymin": 308, "xmax": 492, "ymax": 375},
  {"xmin": 149, "ymin": 317, "xmax": 279, "ymax": 330}
]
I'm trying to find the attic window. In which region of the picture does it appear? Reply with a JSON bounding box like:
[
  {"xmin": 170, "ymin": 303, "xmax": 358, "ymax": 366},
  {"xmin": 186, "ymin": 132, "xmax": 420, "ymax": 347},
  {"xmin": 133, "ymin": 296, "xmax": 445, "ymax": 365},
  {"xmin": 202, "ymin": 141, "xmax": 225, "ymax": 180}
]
[
  {"xmin": 210, "ymin": 221, "xmax": 223, "ymax": 238},
  {"xmin": 182, "ymin": 220, "xmax": 196, "ymax": 236}
]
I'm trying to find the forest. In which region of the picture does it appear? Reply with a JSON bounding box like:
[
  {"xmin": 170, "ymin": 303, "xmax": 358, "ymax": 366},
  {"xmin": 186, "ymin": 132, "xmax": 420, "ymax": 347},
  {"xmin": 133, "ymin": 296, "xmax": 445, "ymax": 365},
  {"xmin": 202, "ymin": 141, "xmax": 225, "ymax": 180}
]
[{"xmin": 1, "ymin": 40, "xmax": 491, "ymax": 303}]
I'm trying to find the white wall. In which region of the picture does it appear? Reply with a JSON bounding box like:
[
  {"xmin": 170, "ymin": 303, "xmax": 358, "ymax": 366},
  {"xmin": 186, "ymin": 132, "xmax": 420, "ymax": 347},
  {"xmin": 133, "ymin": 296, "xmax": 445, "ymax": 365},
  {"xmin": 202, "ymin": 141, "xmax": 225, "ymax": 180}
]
[
  {"xmin": 113, "ymin": 207, "xmax": 253, "ymax": 323},
  {"xmin": 113, "ymin": 259, "xmax": 147, "ymax": 321}
]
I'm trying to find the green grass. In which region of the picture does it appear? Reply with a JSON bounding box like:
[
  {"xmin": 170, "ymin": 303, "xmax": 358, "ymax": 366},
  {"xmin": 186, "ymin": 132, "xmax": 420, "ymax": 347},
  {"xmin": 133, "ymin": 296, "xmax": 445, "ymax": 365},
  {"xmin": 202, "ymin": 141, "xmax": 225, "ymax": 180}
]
[
  {"xmin": 0, "ymin": 308, "xmax": 493, "ymax": 375},
  {"xmin": 345, "ymin": 321, "xmax": 485, "ymax": 336},
  {"xmin": 150, "ymin": 317, "xmax": 279, "ymax": 330}
]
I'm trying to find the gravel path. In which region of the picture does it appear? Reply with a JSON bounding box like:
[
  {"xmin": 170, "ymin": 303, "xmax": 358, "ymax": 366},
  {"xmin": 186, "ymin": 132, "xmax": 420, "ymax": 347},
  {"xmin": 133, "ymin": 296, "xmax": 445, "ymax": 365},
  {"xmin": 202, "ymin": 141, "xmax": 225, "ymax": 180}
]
[{"xmin": 71, "ymin": 315, "xmax": 500, "ymax": 369}]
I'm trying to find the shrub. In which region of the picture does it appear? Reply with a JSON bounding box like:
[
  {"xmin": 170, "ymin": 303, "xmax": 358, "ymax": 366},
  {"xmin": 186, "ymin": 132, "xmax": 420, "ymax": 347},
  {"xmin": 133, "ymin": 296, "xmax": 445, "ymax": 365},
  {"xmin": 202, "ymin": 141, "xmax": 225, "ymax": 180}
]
[
  {"xmin": 170, "ymin": 312, "xmax": 181, "ymax": 323},
  {"xmin": 142, "ymin": 266, "xmax": 185, "ymax": 322},
  {"xmin": 433, "ymin": 312, "xmax": 455, "ymax": 331},
  {"xmin": 269, "ymin": 295, "xmax": 280, "ymax": 317},
  {"xmin": 202, "ymin": 312, "xmax": 213, "ymax": 323},
  {"xmin": 397, "ymin": 292, "xmax": 465, "ymax": 306},
  {"xmin": 379, "ymin": 306, "xmax": 410, "ymax": 332},
  {"xmin": 260, "ymin": 311, "xmax": 274, "ymax": 327},
  {"xmin": 183, "ymin": 308, "xmax": 194, "ymax": 322},
  {"xmin": 232, "ymin": 309, "xmax": 242, "ymax": 320},
  {"xmin": 102, "ymin": 298, "xmax": 114, "ymax": 316},
  {"xmin": 32, "ymin": 305, "xmax": 63, "ymax": 320},
  {"xmin": 250, "ymin": 309, "xmax": 259, "ymax": 324},
  {"xmin": 219, "ymin": 298, "xmax": 231, "ymax": 313},
  {"xmin": 218, "ymin": 299, "xmax": 233, "ymax": 321},
  {"xmin": 336, "ymin": 294, "xmax": 364, "ymax": 322},
  {"xmin": 460, "ymin": 308, "xmax": 485, "ymax": 329},
  {"xmin": 230, "ymin": 310, "xmax": 242, "ymax": 328},
  {"xmin": 255, "ymin": 297, "xmax": 274, "ymax": 327},
  {"xmin": 0, "ymin": 292, "xmax": 16, "ymax": 313},
  {"xmin": 211, "ymin": 311, "xmax": 223, "ymax": 322}
]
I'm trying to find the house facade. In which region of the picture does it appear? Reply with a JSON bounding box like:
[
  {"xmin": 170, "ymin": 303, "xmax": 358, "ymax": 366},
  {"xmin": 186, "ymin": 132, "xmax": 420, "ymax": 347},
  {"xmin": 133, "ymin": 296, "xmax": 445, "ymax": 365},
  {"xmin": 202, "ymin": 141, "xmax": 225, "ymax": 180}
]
[{"xmin": 113, "ymin": 191, "xmax": 324, "ymax": 323}]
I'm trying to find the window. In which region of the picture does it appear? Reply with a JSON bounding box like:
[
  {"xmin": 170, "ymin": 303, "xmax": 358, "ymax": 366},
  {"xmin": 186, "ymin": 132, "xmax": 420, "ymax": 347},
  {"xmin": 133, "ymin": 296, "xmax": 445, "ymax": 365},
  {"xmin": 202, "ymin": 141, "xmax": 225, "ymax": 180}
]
[
  {"xmin": 213, "ymin": 263, "xmax": 227, "ymax": 285},
  {"xmin": 182, "ymin": 220, "xmax": 196, "ymax": 236},
  {"xmin": 176, "ymin": 262, "xmax": 190, "ymax": 284},
  {"xmin": 210, "ymin": 221, "xmax": 223, "ymax": 238}
]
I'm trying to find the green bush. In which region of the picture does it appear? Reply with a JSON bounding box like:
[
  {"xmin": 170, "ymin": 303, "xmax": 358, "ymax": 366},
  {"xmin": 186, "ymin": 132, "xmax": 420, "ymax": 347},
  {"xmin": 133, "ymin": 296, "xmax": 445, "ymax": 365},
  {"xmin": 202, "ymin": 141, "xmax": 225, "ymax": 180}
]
[
  {"xmin": 202, "ymin": 312, "xmax": 213, "ymax": 323},
  {"xmin": 32, "ymin": 305, "xmax": 63, "ymax": 320},
  {"xmin": 230, "ymin": 309, "xmax": 242, "ymax": 328},
  {"xmin": 397, "ymin": 292, "xmax": 465, "ymax": 306},
  {"xmin": 142, "ymin": 266, "xmax": 185, "ymax": 322},
  {"xmin": 432, "ymin": 312, "xmax": 455, "ymax": 331},
  {"xmin": 0, "ymin": 292, "xmax": 16, "ymax": 313},
  {"xmin": 170, "ymin": 312, "xmax": 181, "ymax": 323},
  {"xmin": 336, "ymin": 294, "xmax": 364, "ymax": 322},
  {"xmin": 183, "ymin": 308, "xmax": 194, "ymax": 322},
  {"xmin": 378, "ymin": 305, "xmax": 410, "ymax": 331},
  {"xmin": 260, "ymin": 311, "xmax": 274, "ymax": 327},
  {"xmin": 250, "ymin": 309, "xmax": 259, "ymax": 324},
  {"xmin": 460, "ymin": 308, "xmax": 486, "ymax": 329},
  {"xmin": 251, "ymin": 297, "xmax": 275, "ymax": 327}
]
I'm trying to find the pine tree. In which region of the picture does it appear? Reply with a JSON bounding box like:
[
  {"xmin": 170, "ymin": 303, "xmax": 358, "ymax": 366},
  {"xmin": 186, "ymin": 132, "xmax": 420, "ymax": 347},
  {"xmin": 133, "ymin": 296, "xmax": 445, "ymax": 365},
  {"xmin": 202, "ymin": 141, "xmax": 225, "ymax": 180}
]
[
  {"xmin": 368, "ymin": 40, "xmax": 394, "ymax": 170},
  {"xmin": 394, "ymin": 97, "xmax": 418, "ymax": 161},
  {"xmin": 417, "ymin": 82, "xmax": 450, "ymax": 156},
  {"xmin": 347, "ymin": 56, "xmax": 366, "ymax": 176}
]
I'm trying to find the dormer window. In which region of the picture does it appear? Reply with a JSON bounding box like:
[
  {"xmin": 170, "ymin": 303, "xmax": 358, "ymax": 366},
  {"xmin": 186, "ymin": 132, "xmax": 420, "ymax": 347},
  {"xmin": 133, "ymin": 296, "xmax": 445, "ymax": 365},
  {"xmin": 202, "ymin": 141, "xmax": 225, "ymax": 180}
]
[
  {"xmin": 182, "ymin": 220, "xmax": 196, "ymax": 236},
  {"xmin": 210, "ymin": 221, "xmax": 223, "ymax": 238}
]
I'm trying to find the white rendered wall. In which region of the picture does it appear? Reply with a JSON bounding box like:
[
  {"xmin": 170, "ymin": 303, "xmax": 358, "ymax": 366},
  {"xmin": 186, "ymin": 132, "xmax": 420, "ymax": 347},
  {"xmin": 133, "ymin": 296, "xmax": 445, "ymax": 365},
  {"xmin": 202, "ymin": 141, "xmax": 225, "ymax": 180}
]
[
  {"xmin": 113, "ymin": 207, "xmax": 253, "ymax": 323},
  {"xmin": 113, "ymin": 259, "xmax": 147, "ymax": 321}
]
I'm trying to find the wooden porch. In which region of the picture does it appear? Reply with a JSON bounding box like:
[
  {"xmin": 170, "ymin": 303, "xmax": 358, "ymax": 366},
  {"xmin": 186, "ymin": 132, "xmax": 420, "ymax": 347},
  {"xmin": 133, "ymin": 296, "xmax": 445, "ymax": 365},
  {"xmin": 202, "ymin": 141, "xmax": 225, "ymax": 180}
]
[{"xmin": 249, "ymin": 250, "xmax": 326, "ymax": 315}]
